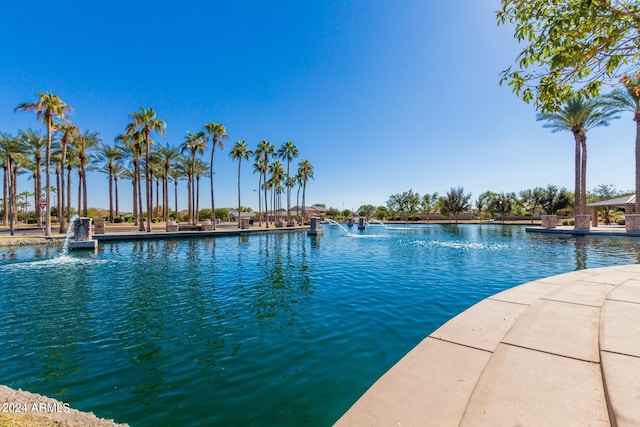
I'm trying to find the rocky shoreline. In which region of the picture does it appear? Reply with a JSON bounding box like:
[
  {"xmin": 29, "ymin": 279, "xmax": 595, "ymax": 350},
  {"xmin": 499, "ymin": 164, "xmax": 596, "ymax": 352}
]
[{"xmin": 0, "ymin": 385, "xmax": 128, "ymax": 426}]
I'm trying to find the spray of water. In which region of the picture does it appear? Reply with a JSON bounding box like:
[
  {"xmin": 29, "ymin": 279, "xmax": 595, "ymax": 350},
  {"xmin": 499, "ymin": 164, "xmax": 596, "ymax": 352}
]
[{"xmin": 61, "ymin": 215, "xmax": 80, "ymax": 256}]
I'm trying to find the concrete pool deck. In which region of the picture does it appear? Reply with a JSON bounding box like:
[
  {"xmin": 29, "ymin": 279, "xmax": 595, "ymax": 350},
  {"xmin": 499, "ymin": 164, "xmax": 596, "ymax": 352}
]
[{"xmin": 336, "ymin": 264, "xmax": 640, "ymax": 426}]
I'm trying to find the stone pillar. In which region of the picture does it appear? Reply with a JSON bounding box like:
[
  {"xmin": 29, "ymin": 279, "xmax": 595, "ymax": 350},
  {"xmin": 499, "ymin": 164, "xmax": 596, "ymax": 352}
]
[
  {"xmin": 307, "ymin": 217, "xmax": 322, "ymax": 235},
  {"xmin": 166, "ymin": 220, "xmax": 178, "ymax": 232},
  {"xmin": 93, "ymin": 218, "xmax": 105, "ymax": 234},
  {"xmin": 574, "ymin": 214, "xmax": 591, "ymax": 231},
  {"xmin": 358, "ymin": 217, "xmax": 366, "ymax": 230},
  {"xmin": 625, "ymin": 214, "xmax": 640, "ymax": 232},
  {"xmin": 540, "ymin": 215, "xmax": 557, "ymax": 229},
  {"xmin": 591, "ymin": 206, "xmax": 599, "ymax": 228},
  {"xmin": 73, "ymin": 217, "xmax": 93, "ymax": 241}
]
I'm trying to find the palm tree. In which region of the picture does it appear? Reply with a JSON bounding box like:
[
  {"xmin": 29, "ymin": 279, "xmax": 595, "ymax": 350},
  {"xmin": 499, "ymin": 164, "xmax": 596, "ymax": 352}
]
[
  {"xmin": 169, "ymin": 161, "xmax": 186, "ymax": 221},
  {"xmin": 54, "ymin": 122, "xmax": 78, "ymax": 232},
  {"xmin": 154, "ymin": 143, "xmax": 181, "ymax": 222},
  {"xmin": 96, "ymin": 143, "xmax": 124, "ymax": 222},
  {"xmin": 193, "ymin": 158, "xmax": 209, "ymax": 223},
  {"xmin": 111, "ymin": 161, "xmax": 126, "ymax": 218},
  {"xmin": 0, "ymin": 133, "xmax": 26, "ymax": 234},
  {"xmin": 18, "ymin": 129, "xmax": 46, "ymax": 227},
  {"xmin": 255, "ymin": 140, "xmax": 275, "ymax": 227},
  {"xmin": 604, "ymin": 76, "xmax": 640, "ymax": 213},
  {"xmin": 230, "ymin": 140, "xmax": 252, "ymax": 228},
  {"xmin": 537, "ymin": 96, "xmax": 618, "ymax": 223},
  {"xmin": 268, "ymin": 160, "xmax": 285, "ymax": 223},
  {"xmin": 203, "ymin": 121, "xmax": 228, "ymax": 230},
  {"xmin": 64, "ymin": 149, "xmax": 81, "ymax": 224},
  {"xmin": 116, "ymin": 129, "xmax": 145, "ymax": 230},
  {"xmin": 252, "ymin": 151, "xmax": 268, "ymax": 227},
  {"xmin": 278, "ymin": 141, "xmax": 299, "ymax": 222},
  {"xmin": 127, "ymin": 106, "xmax": 166, "ymax": 232},
  {"xmin": 180, "ymin": 131, "xmax": 207, "ymax": 225},
  {"xmin": 297, "ymin": 160, "xmax": 314, "ymax": 222},
  {"xmin": 15, "ymin": 92, "xmax": 72, "ymax": 236},
  {"xmin": 75, "ymin": 130, "xmax": 101, "ymax": 217}
]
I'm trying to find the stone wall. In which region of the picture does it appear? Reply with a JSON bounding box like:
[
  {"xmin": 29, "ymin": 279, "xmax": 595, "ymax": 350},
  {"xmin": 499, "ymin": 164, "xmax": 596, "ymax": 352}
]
[
  {"xmin": 626, "ymin": 214, "xmax": 640, "ymax": 232},
  {"xmin": 541, "ymin": 215, "xmax": 557, "ymax": 229},
  {"xmin": 574, "ymin": 214, "xmax": 591, "ymax": 231}
]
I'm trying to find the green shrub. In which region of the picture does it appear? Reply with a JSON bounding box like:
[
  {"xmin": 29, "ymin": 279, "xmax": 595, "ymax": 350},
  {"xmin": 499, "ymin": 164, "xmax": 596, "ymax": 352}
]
[
  {"xmin": 616, "ymin": 218, "xmax": 626, "ymax": 225},
  {"xmin": 113, "ymin": 217, "xmax": 124, "ymax": 223},
  {"xmin": 561, "ymin": 219, "xmax": 576, "ymax": 226}
]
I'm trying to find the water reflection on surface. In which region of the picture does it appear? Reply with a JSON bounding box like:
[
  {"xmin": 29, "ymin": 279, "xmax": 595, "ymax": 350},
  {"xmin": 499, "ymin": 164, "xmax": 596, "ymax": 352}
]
[{"xmin": 1, "ymin": 226, "xmax": 640, "ymax": 426}]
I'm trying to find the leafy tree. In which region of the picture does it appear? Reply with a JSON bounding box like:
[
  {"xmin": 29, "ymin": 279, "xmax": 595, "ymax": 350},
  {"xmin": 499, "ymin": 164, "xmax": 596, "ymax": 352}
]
[
  {"xmin": 590, "ymin": 183, "xmax": 623, "ymax": 224},
  {"xmin": 488, "ymin": 192, "xmax": 517, "ymax": 222},
  {"xmin": 326, "ymin": 207, "xmax": 340, "ymax": 219},
  {"xmin": 538, "ymin": 184, "xmax": 571, "ymax": 215},
  {"xmin": 537, "ymin": 96, "xmax": 618, "ymax": 218},
  {"xmin": 497, "ymin": 1, "xmax": 640, "ymax": 112},
  {"xmin": 421, "ymin": 192, "xmax": 439, "ymax": 222},
  {"xmin": 374, "ymin": 205, "xmax": 390, "ymax": 219},
  {"xmin": 519, "ymin": 188, "xmax": 544, "ymax": 221},
  {"xmin": 441, "ymin": 187, "xmax": 472, "ymax": 223},
  {"xmin": 357, "ymin": 204, "xmax": 376, "ymax": 219},
  {"xmin": 214, "ymin": 208, "xmax": 231, "ymax": 221}
]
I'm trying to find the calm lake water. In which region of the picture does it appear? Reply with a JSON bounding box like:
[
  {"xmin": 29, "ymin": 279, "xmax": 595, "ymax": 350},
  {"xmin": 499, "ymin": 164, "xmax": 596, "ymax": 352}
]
[{"xmin": 1, "ymin": 224, "xmax": 639, "ymax": 426}]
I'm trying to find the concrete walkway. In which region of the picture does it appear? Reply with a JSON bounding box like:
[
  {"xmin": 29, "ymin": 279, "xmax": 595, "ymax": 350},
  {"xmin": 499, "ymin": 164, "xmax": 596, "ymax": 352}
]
[{"xmin": 336, "ymin": 265, "xmax": 640, "ymax": 426}]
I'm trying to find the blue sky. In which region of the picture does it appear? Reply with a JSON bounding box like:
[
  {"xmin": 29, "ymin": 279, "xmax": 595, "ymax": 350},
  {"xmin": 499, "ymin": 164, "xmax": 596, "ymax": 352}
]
[{"xmin": 0, "ymin": 1, "xmax": 635, "ymax": 213}]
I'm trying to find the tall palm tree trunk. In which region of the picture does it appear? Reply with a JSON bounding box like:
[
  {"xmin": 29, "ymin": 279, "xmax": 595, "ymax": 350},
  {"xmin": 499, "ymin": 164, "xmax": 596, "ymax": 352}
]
[
  {"xmin": 59, "ymin": 145, "xmax": 67, "ymax": 233},
  {"xmin": 163, "ymin": 172, "xmax": 169, "ymax": 222},
  {"xmin": 573, "ymin": 132, "xmax": 582, "ymax": 216},
  {"xmin": 580, "ymin": 136, "xmax": 587, "ymax": 216},
  {"xmin": 44, "ymin": 116, "xmax": 53, "ymax": 236},
  {"xmin": 115, "ymin": 177, "xmax": 120, "ymax": 217},
  {"xmin": 237, "ymin": 160, "xmax": 242, "ymax": 228},
  {"xmin": 196, "ymin": 177, "xmax": 200, "ymax": 224},
  {"xmin": 636, "ymin": 114, "xmax": 640, "ymax": 213},
  {"xmin": 136, "ymin": 157, "xmax": 144, "ymax": 231},
  {"xmin": 66, "ymin": 167, "xmax": 72, "ymax": 224},
  {"xmin": 77, "ymin": 171, "xmax": 82, "ymax": 214},
  {"xmin": 35, "ymin": 159, "xmax": 42, "ymax": 227},
  {"xmin": 132, "ymin": 171, "xmax": 138, "ymax": 226},
  {"xmin": 210, "ymin": 147, "xmax": 216, "ymax": 230},
  {"xmin": 108, "ymin": 167, "xmax": 114, "ymax": 222},
  {"xmin": 174, "ymin": 180, "xmax": 178, "ymax": 221},
  {"xmin": 145, "ymin": 139, "xmax": 152, "ymax": 232},
  {"xmin": 264, "ymin": 181, "xmax": 269, "ymax": 228},
  {"xmin": 2, "ymin": 164, "xmax": 8, "ymax": 226},
  {"xmin": 258, "ymin": 175, "xmax": 263, "ymax": 227}
]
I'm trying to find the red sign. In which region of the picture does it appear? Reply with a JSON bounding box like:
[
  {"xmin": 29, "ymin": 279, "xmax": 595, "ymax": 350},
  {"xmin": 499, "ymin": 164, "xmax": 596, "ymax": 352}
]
[{"xmin": 39, "ymin": 202, "xmax": 46, "ymax": 210}]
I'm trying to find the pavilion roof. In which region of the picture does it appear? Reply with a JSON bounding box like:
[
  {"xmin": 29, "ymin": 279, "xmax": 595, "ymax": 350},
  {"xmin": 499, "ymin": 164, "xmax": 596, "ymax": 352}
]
[{"xmin": 587, "ymin": 194, "xmax": 636, "ymax": 207}]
